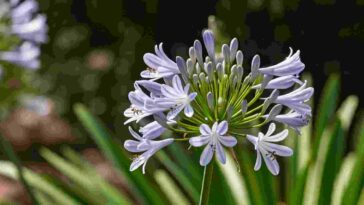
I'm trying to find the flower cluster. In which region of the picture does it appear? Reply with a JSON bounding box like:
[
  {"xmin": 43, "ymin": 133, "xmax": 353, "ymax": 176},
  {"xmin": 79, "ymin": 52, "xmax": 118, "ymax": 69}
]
[
  {"xmin": 0, "ymin": 0, "xmax": 48, "ymax": 70},
  {"xmin": 123, "ymin": 30, "xmax": 313, "ymax": 175}
]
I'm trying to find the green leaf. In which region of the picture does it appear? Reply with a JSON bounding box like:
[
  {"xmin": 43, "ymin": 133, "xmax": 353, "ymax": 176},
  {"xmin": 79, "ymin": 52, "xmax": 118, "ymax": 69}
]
[
  {"xmin": 331, "ymin": 153, "xmax": 356, "ymax": 205},
  {"xmin": 40, "ymin": 148, "xmax": 107, "ymax": 205},
  {"xmin": 73, "ymin": 103, "xmax": 167, "ymax": 205},
  {"xmin": 156, "ymin": 151, "xmax": 199, "ymax": 203},
  {"xmin": 288, "ymin": 166, "xmax": 309, "ymax": 205},
  {"xmin": 337, "ymin": 95, "xmax": 359, "ymax": 131},
  {"xmin": 303, "ymin": 119, "xmax": 345, "ymax": 205},
  {"xmin": 167, "ymin": 142, "xmax": 202, "ymax": 185},
  {"xmin": 342, "ymin": 119, "xmax": 364, "ymax": 205},
  {"xmin": 217, "ymin": 152, "xmax": 249, "ymax": 205},
  {"xmin": 209, "ymin": 162, "xmax": 236, "ymax": 205},
  {"xmin": 236, "ymin": 144, "xmax": 268, "ymax": 205},
  {"xmin": 154, "ymin": 170, "xmax": 190, "ymax": 205},
  {"xmin": 0, "ymin": 161, "xmax": 81, "ymax": 205},
  {"xmin": 313, "ymin": 74, "xmax": 340, "ymax": 160}
]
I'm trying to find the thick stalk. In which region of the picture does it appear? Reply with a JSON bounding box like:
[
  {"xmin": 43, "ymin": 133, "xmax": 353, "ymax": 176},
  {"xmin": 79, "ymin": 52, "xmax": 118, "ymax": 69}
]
[{"xmin": 199, "ymin": 161, "xmax": 214, "ymax": 205}]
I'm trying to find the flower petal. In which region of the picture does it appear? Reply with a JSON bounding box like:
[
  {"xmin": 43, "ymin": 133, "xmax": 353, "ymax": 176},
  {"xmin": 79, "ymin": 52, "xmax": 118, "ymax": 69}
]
[
  {"xmin": 218, "ymin": 136, "xmax": 237, "ymax": 147},
  {"xmin": 217, "ymin": 121, "xmax": 228, "ymax": 135},
  {"xmin": 246, "ymin": 135, "xmax": 258, "ymax": 145},
  {"xmin": 128, "ymin": 126, "xmax": 142, "ymax": 140},
  {"xmin": 124, "ymin": 140, "xmax": 140, "ymax": 152},
  {"xmin": 189, "ymin": 136, "xmax": 210, "ymax": 147},
  {"xmin": 254, "ymin": 150, "xmax": 262, "ymax": 171},
  {"xmin": 211, "ymin": 122, "xmax": 218, "ymax": 133},
  {"xmin": 265, "ymin": 123, "xmax": 276, "ymax": 137},
  {"xmin": 262, "ymin": 149, "xmax": 280, "ymax": 175},
  {"xmin": 130, "ymin": 155, "xmax": 146, "ymax": 172},
  {"xmin": 184, "ymin": 104, "xmax": 194, "ymax": 117},
  {"xmin": 200, "ymin": 144, "xmax": 214, "ymax": 166},
  {"xmin": 202, "ymin": 30, "xmax": 215, "ymax": 61},
  {"xmin": 200, "ymin": 124, "xmax": 212, "ymax": 135},
  {"xmin": 264, "ymin": 129, "xmax": 288, "ymax": 142},
  {"xmin": 167, "ymin": 104, "xmax": 184, "ymax": 120},
  {"xmin": 215, "ymin": 143, "xmax": 226, "ymax": 164},
  {"xmin": 262, "ymin": 142, "xmax": 293, "ymax": 157},
  {"xmin": 172, "ymin": 75, "xmax": 184, "ymax": 93}
]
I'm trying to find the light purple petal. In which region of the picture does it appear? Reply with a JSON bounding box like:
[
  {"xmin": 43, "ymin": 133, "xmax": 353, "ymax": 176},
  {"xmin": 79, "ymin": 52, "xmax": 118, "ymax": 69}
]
[
  {"xmin": 200, "ymin": 124, "xmax": 212, "ymax": 135},
  {"xmin": 137, "ymin": 141, "xmax": 151, "ymax": 151},
  {"xmin": 184, "ymin": 104, "xmax": 194, "ymax": 117},
  {"xmin": 200, "ymin": 144, "xmax": 214, "ymax": 166},
  {"xmin": 229, "ymin": 38, "xmax": 238, "ymax": 62},
  {"xmin": 140, "ymin": 70, "xmax": 160, "ymax": 79},
  {"xmin": 215, "ymin": 143, "xmax": 226, "ymax": 164},
  {"xmin": 258, "ymin": 50, "xmax": 304, "ymax": 77},
  {"xmin": 262, "ymin": 142, "xmax": 293, "ymax": 157},
  {"xmin": 262, "ymin": 150, "xmax": 280, "ymax": 175},
  {"xmin": 172, "ymin": 75, "xmax": 184, "ymax": 93},
  {"xmin": 254, "ymin": 150, "xmax": 262, "ymax": 171},
  {"xmin": 130, "ymin": 154, "xmax": 147, "ymax": 172},
  {"xmin": 136, "ymin": 80, "xmax": 163, "ymax": 96},
  {"xmin": 124, "ymin": 140, "xmax": 140, "ymax": 152},
  {"xmin": 128, "ymin": 127, "xmax": 142, "ymax": 140},
  {"xmin": 218, "ymin": 136, "xmax": 237, "ymax": 147},
  {"xmin": 188, "ymin": 92, "xmax": 197, "ymax": 101},
  {"xmin": 217, "ymin": 121, "xmax": 228, "ymax": 135},
  {"xmin": 140, "ymin": 121, "xmax": 165, "ymax": 140},
  {"xmin": 265, "ymin": 123, "xmax": 276, "ymax": 137},
  {"xmin": 264, "ymin": 129, "xmax": 288, "ymax": 142},
  {"xmin": 167, "ymin": 104, "xmax": 184, "ymax": 120},
  {"xmin": 183, "ymin": 84, "xmax": 190, "ymax": 94},
  {"xmin": 202, "ymin": 30, "xmax": 215, "ymax": 61},
  {"xmin": 176, "ymin": 56, "xmax": 188, "ymax": 77},
  {"xmin": 194, "ymin": 40, "xmax": 203, "ymax": 66},
  {"xmin": 246, "ymin": 135, "xmax": 258, "ymax": 145},
  {"xmin": 211, "ymin": 122, "xmax": 218, "ymax": 133},
  {"xmin": 189, "ymin": 136, "xmax": 210, "ymax": 147}
]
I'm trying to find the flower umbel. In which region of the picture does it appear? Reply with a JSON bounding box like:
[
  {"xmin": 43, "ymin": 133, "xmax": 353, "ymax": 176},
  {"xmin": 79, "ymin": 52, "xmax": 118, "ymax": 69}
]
[
  {"xmin": 0, "ymin": 0, "xmax": 48, "ymax": 70},
  {"xmin": 123, "ymin": 29, "xmax": 313, "ymax": 174}
]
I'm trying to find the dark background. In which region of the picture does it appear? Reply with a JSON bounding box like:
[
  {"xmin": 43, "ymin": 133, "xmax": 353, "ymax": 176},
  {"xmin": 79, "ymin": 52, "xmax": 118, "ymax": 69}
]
[
  {"xmin": 32, "ymin": 0, "xmax": 364, "ymax": 141},
  {"xmin": 68, "ymin": 0, "xmax": 364, "ymax": 103}
]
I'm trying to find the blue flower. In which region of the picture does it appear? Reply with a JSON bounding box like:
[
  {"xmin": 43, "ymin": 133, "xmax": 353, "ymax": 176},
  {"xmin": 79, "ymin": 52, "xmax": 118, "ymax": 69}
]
[
  {"xmin": 124, "ymin": 127, "xmax": 174, "ymax": 173},
  {"xmin": 141, "ymin": 43, "xmax": 179, "ymax": 80},
  {"xmin": 247, "ymin": 123, "xmax": 293, "ymax": 175},
  {"xmin": 189, "ymin": 121, "xmax": 237, "ymax": 166}
]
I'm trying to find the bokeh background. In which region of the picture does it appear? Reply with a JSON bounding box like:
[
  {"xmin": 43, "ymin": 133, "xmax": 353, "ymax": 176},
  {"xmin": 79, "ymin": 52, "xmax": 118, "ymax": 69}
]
[{"xmin": 0, "ymin": 0, "xmax": 363, "ymax": 204}]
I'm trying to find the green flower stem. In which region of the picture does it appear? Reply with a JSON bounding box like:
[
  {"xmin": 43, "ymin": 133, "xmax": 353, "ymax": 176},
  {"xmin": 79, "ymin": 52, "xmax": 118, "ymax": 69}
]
[
  {"xmin": 174, "ymin": 138, "xmax": 190, "ymax": 142},
  {"xmin": 0, "ymin": 135, "xmax": 39, "ymax": 205},
  {"xmin": 199, "ymin": 161, "xmax": 214, "ymax": 205}
]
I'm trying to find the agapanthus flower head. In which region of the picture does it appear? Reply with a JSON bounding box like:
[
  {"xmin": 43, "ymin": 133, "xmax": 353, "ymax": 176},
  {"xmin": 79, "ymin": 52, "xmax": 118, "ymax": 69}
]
[
  {"xmin": 0, "ymin": 0, "xmax": 48, "ymax": 70},
  {"xmin": 123, "ymin": 29, "xmax": 313, "ymax": 175}
]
